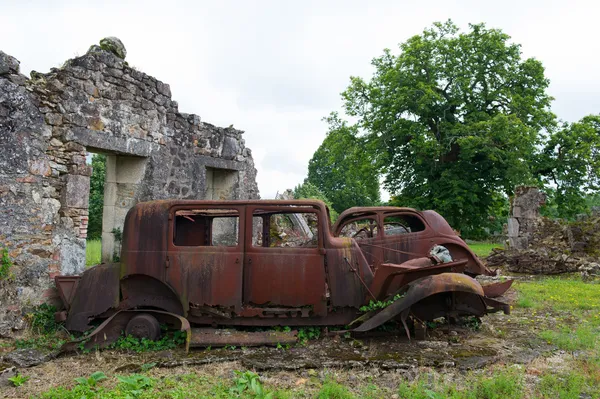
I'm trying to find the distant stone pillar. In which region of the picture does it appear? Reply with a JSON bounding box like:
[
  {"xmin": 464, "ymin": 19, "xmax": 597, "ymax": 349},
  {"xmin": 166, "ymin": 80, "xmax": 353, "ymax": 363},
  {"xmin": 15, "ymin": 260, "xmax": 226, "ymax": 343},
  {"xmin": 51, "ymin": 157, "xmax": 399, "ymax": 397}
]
[{"xmin": 507, "ymin": 186, "xmax": 546, "ymax": 250}]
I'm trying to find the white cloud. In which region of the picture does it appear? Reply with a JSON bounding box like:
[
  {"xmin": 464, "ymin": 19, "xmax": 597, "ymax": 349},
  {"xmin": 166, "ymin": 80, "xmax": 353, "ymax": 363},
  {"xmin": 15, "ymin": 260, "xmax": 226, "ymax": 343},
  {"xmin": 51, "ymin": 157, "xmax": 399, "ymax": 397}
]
[{"xmin": 2, "ymin": 0, "xmax": 599, "ymax": 199}]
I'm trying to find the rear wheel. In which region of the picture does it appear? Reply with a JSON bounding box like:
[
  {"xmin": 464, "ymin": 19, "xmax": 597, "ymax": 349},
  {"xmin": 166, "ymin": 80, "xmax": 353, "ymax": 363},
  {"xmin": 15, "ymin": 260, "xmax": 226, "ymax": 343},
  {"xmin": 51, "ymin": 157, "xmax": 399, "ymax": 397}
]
[{"xmin": 125, "ymin": 313, "xmax": 161, "ymax": 340}]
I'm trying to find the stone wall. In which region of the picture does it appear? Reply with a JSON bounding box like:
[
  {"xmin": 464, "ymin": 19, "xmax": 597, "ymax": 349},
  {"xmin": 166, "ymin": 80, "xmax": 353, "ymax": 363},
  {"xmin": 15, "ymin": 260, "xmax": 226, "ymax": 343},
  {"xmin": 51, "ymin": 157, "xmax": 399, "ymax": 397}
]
[{"xmin": 0, "ymin": 38, "xmax": 259, "ymax": 335}]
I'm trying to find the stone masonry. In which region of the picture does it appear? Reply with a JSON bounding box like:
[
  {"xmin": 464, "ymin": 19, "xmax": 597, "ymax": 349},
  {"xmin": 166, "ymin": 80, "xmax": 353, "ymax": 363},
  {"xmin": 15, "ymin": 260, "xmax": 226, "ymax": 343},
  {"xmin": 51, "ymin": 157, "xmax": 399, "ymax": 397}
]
[
  {"xmin": 506, "ymin": 186, "xmax": 547, "ymax": 250},
  {"xmin": 0, "ymin": 38, "xmax": 259, "ymax": 335}
]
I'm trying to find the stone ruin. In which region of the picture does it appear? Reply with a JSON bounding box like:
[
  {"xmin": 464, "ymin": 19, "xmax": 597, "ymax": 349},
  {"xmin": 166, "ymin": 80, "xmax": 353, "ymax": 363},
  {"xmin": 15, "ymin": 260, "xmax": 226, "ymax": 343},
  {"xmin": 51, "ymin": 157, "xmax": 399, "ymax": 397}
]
[
  {"xmin": 0, "ymin": 37, "xmax": 259, "ymax": 335},
  {"xmin": 487, "ymin": 186, "xmax": 600, "ymax": 276}
]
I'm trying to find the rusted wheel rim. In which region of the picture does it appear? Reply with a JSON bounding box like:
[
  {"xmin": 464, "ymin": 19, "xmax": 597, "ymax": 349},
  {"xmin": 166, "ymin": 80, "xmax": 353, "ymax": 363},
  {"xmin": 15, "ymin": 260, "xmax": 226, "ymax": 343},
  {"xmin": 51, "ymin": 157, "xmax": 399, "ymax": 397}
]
[{"xmin": 125, "ymin": 313, "xmax": 161, "ymax": 340}]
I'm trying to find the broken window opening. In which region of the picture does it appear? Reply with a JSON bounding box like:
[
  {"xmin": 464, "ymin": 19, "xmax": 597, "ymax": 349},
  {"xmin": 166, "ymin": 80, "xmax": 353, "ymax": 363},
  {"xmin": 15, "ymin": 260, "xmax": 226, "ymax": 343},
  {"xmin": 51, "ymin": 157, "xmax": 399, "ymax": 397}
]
[
  {"xmin": 252, "ymin": 210, "xmax": 319, "ymax": 248},
  {"xmin": 383, "ymin": 214, "xmax": 426, "ymax": 236},
  {"xmin": 173, "ymin": 209, "xmax": 239, "ymax": 247}
]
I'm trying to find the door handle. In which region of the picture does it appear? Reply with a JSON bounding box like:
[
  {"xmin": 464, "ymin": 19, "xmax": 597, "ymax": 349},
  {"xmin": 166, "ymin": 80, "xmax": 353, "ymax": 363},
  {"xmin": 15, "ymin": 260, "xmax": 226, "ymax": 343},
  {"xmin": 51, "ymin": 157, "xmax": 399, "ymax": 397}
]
[
  {"xmin": 248, "ymin": 258, "xmax": 252, "ymax": 265},
  {"xmin": 235, "ymin": 258, "xmax": 240, "ymax": 264}
]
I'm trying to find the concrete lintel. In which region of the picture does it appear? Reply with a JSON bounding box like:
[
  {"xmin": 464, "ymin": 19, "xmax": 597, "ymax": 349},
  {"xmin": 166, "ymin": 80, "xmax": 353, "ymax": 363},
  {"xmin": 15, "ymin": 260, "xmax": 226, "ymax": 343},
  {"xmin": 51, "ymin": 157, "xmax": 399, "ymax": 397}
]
[
  {"xmin": 68, "ymin": 127, "xmax": 154, "ymax": 157},
  {"xmin": 196, "ymin": 154, "xmax": 243, "ymax": 171}
]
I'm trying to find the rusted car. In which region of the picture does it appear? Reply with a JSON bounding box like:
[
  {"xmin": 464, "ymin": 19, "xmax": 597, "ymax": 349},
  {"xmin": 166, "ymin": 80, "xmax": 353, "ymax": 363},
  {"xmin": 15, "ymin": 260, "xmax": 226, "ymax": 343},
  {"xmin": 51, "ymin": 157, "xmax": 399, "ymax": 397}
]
[{"xmin": 55, "ymin": 200, "xmax": 511, "ymax": 351}]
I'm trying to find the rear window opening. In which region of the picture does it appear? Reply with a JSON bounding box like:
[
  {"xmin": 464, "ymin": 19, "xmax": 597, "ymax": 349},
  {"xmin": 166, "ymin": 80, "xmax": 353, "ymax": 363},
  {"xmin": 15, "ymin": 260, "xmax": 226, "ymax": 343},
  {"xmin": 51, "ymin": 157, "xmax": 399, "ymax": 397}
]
[
  {"xmin": 173, "ymin": 209, "xmax": 239, "ymax": 247},
  {"xmin": 383, "ymin": 214, "xmax": 426, "ymax": 236},
  {"xmin": 252, "ymin": 210, "xmax": 319, "ymax": 248}
]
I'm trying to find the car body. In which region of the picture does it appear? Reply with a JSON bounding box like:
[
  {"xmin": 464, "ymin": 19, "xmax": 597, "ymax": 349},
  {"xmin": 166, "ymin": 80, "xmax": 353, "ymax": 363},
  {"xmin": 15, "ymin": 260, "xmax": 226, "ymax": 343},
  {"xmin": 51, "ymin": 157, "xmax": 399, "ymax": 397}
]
[
  {"xmin": 56, "ymin": 200, "xmax": 508, "ymax": 349},
  {"xmin": 331, "ymin": 207, "xmax": 493, "ymax": 277}
]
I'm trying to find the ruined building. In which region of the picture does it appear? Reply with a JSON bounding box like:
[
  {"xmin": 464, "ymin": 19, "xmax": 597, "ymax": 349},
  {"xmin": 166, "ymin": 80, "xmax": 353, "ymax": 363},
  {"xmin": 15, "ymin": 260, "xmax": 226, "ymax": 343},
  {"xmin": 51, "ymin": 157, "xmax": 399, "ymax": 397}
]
[{"xmin": 0, "ymin": 37, "xmax": 259, "ymax": 334}]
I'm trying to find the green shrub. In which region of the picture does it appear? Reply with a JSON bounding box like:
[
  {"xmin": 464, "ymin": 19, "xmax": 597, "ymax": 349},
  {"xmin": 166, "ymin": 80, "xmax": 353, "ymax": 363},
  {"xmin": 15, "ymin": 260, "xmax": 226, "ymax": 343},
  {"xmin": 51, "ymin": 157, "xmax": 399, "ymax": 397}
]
[{"xmin": 0, "ymin": 247, "xmax": 13, "ymax": 280}]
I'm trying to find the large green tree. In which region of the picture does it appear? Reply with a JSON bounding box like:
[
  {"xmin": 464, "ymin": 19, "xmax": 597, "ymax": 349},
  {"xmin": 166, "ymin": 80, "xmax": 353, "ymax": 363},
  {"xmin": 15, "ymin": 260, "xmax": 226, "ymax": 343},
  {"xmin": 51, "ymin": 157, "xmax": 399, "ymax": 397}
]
[
  {"xmin": 307, "ymin": 114, "xmax": 381, "ymax": 214},
  {"xmin": 340, "ymin": 20, "xmax": 555, "ymax": 236},
  {"xmin": 537, "ymin": 115, "xmax": 600, "ymax": 219}
]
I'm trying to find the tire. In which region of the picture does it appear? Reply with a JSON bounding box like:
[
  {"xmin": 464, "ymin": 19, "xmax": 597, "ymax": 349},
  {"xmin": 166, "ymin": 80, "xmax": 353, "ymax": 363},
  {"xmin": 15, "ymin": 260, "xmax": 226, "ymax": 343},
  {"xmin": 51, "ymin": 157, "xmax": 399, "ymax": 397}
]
[{"xmin": 125, "ymin": 313, "xmax": 161, "ymax": 341}]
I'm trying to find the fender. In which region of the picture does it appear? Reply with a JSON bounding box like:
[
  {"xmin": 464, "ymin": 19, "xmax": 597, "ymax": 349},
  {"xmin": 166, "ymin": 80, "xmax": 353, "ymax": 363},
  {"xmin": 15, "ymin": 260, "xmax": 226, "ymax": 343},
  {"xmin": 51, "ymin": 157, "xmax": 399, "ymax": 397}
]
[
  {"xmin": 120, "ymin": 274, "xmax": 185, "ymax": 316},
  {"xmin": 65, "ymin": 263, "xmax": 120, "ymax": 332},
  {"xmin": 353, "ymin": 273, "xmax": 488, "ymax": 333},
  {"xmin": 60, "ymin": 309, "xmax": 191, "ymax": 353}
]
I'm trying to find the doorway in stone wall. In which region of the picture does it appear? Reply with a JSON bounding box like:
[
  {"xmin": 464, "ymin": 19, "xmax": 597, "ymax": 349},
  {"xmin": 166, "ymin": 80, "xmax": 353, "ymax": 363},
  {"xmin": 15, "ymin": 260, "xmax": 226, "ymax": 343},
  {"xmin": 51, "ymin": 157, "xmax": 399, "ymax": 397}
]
[
  {"xmin": 86, "ymin": 151, "xmax": 147, "ymax": 266},
  {"xmin": 86, "ymin": 152, "xmax": 106, "ymax": 267}
]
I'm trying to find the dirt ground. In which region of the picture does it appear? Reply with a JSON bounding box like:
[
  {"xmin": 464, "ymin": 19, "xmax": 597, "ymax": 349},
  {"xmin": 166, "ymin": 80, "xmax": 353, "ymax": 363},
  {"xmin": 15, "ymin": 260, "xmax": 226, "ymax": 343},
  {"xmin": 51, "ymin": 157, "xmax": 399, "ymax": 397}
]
[{"xmin": 1, "ymin": 284, "xmax": 578, "ymax": 399}]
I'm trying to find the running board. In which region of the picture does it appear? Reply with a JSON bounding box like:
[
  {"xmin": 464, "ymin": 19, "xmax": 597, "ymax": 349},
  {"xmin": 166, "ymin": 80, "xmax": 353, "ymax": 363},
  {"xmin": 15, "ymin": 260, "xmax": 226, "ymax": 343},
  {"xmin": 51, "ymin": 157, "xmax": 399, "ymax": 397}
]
[{"xmin": 190, "ymin": 328, "xmax": 298, "ymax": 347}]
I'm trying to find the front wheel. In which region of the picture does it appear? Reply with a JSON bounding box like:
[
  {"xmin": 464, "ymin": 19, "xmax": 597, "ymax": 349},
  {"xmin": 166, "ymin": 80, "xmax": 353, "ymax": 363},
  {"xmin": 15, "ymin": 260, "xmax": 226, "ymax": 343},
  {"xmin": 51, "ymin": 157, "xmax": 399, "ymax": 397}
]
[{"xmin": 125, "ymin": 313, "xmax": 161, "ymax": 340}]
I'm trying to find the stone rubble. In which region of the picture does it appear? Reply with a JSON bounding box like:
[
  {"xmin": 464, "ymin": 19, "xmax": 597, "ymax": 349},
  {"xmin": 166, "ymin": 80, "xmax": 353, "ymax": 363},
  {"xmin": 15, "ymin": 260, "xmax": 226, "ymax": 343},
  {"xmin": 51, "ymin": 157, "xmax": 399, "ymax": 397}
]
[{"xmin": 486, "ymin": 187, "xmax": 600, "ymax": 275}]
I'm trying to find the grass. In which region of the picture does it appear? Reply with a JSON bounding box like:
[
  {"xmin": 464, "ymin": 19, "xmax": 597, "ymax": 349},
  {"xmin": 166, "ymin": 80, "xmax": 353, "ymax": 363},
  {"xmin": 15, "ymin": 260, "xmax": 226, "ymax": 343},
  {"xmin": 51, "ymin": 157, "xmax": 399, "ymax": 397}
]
[
  {"xmin": 512, "ymin": 275, "xmax": 600, "ymax": 396},
  {"xmin": 31, "ymin": 364, "xmax": 598, "ymax": 399},
  {"xmin": 86, "ymin": 239, "xmax": 101, "ymax": 266},
  {"xmin": 515, "ymin": 276, "xmax": 600, "ymax": 312},
  {"xmin": 467, "ymin": 241, "xmax": 502, "ymax": 258}
]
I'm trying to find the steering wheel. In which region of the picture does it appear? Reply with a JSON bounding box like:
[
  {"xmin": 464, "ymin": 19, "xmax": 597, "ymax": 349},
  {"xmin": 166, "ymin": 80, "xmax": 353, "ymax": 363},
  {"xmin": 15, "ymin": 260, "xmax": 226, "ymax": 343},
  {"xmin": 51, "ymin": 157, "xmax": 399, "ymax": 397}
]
[{"xmin": 352, "ymin": 223, "xmax": 377, "ymax": 239}]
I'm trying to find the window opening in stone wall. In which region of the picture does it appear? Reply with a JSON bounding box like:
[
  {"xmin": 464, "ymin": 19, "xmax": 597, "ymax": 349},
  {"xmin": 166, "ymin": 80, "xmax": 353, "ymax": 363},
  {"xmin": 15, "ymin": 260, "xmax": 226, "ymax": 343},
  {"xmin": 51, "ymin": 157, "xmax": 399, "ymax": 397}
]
[
  {"xmin": 339, "ymin": 218, "xmax": 379, "ymax": 240},
  {"xmin": 174, "ymin": 209, "xmax": 239, "ymax": 247},
  {"xmin": 252, "ymin": 210, "xmax": 318, "ymax": 248},
  {"xmin": 205, "ymin": 167, "xmax": 237, "ymax": 200},
  {"xmin": 383, "ymin": 214, "xmax": 426, "ymax": 236}
]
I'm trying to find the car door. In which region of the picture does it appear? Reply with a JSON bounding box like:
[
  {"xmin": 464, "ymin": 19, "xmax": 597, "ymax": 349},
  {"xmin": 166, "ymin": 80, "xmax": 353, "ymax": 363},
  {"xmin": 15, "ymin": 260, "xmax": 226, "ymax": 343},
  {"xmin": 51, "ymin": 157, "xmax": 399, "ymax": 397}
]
[
  {"xmin": 243, "ymin": 205, "xmax": 327, "ymax": 317},
  {"xmin": 378, "ymin": 211, "xmax": 428, "ymax": 264},
  {"xmin": 334, "ymin": 214, "xmax": 382, "ymax": 268},
  {"xmin": 167, "ymin": 205, "xmax": 245, "ymax": 314}
]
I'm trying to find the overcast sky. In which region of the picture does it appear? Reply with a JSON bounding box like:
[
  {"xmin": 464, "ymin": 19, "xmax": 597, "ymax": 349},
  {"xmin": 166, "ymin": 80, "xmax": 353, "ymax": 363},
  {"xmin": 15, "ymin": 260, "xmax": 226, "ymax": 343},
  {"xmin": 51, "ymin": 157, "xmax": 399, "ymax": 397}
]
[{"xmin": 1, "ymin": 0, "xmax": 599, "ymax": 198}]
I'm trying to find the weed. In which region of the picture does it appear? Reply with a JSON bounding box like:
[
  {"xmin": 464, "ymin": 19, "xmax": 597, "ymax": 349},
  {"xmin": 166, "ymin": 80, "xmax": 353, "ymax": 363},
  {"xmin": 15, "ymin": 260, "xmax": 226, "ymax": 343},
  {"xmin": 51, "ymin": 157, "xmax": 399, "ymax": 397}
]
[
  {"xmin": 318, "ymin": 380, "xmax": 354, "ymax": 399},
  {"xmin": 297, "ymin": 327, "xmax": 321, "ymax": 345},
  {"xmin": 536, "ymin": 372, "xmax": 585, "ymax": 398},
  {"xmin": 74, "ymin": 371, "xmax": 107, "ymax": 388},
  {"xmin": 470, "ymin": 367, "xmax": 524, "ymax": 399},
  {"xmin": 0, "ymin": 247, "xmax": 13, "ymax": 280},
  {"xmin": 26, "ymin": 303, "xmax": 63, "ymax": 335},
  {"xmin": 276, "ymin": 342, "xmax": 290, "ymax": 350},
  {"xmin": 8, "ymin": 373, "xmax": 30, "ymax": 387},
  {"xmin": 15, "ymin": 335, "xmax": 66, "ymax": 350},
  {"xmin": 231, "ymin": 370, "xmax": 273, "ymax": 399},
  {"xmin": 116, "ymin": 374, "xmax": 154, "ymax": 397},
  {"xmin": 360, "ymin": 293, "xmax": 405, "ymax": 313},
  {"xmin": 462, "ymin": 316, "xmax": 482, "ymax": 331},
  {"xmin": 140, "ymin": 362, "xmax": 157, "ymax": 372},
  {"xmin": 111, "ymin": 227, "xmax": 123, "ymax": 242},
  {"xmin": 109, "ymin": 330, "xmax": 186, "ymax": 352}
]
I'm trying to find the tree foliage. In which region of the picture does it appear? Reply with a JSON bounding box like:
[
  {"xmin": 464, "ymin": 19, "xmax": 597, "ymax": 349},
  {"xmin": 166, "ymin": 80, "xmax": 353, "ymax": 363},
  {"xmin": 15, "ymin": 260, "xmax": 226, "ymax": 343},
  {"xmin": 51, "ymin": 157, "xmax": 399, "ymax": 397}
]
[
  {"xmin": 293, "ymin": 181, "xmax": 338, "ymax": 221},
  {"xmin": 338, "ymin": 20, "xmax": 555, "ymax": 236},
  {"xmin": 538, "ymin": 115, "xmax": 600, "ymax": 219},
  {"xmin": 88, "ymin": 154, "xmax": 106, "ymax": 240},
  {"xmin": 306, "ymin": 114, "xmax": 381, "ymax": 215}
]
